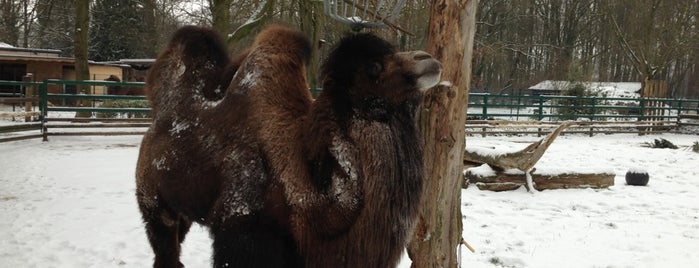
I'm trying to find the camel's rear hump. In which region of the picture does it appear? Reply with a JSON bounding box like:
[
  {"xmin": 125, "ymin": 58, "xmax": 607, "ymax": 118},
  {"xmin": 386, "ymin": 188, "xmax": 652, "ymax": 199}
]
[{"xmin": 145, "ymin": 26, "xmax": 231, "ymax": 117}]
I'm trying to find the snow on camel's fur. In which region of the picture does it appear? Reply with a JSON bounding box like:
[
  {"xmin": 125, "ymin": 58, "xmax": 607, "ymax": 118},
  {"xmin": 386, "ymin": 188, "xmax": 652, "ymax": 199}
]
[{"xmin": 135, "ymin": 24, "xmax": 442, "ymax": 268}]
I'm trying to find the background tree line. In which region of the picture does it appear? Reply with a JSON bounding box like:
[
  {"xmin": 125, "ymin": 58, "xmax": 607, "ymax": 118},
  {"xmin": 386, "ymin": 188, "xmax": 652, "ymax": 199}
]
[
  {"xmin": 1, "ymin": 0, "xmax": 697, "ymax": 98},
  {"xmin": 474, "ymin": 0, "xmax": 699, "ymax": 98}
]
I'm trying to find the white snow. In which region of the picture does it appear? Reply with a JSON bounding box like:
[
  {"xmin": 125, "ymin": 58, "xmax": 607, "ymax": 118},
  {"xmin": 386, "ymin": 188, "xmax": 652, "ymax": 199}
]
[
  {"xmin": 438, "ymin": 81, "xmax": 453, "ymax": 87},
  {"xmin": 459, "ymin": 133, "xmax": 699, "ymax": 267},
  {"xmin": 466, "ymin": 164, "xmax": 497, "ymax": 178},
  {"xmin": 1, "ymin": 133, "xmax": 698, "ymax": 267},
  {"xmin": 530, "ymin": 80, "xmax": 641, "ymax": 98},
  {"xmin": 627, "ymin": 166, "xmax": 649, "ymax": 174},
  {"xmin": 240, "ymin": 69, "xmax": 258, "ymax": 89},
  {"xmin": 169, "ymin": 119, "xmax": 190, "ymax": 136}
]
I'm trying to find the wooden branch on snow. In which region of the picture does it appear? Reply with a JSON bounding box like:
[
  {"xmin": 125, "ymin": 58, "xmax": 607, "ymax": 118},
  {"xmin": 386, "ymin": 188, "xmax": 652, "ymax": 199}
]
[
  {"xmin": 464, "ymin": 121, "xmax": 573, "ymax": 172},
  {"xmin": 461, "ymin": 121, "xmax": 612, "ymax": 192},
  {"xmin": 466, "ymin": 172, "xmax": 615, "ymax": 191}
]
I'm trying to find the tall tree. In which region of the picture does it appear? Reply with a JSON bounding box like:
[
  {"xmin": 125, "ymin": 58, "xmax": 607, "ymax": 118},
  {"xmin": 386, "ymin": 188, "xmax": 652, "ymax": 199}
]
[
  {"xmin": 91, "ymin": 0, "xmax": 151, "ymax": 61},
  {"xmin": 73, "ymin": 0, "xmax": 89, "ymax": 81},
  {"xmin": 227, "ymin": 0, "xmax": 274, "ymax": 51},
  {"xmin": 605, "ymin": 0, "xmax": 697, "ymax": 97},
  {"xmin": 0, "ymin": 0, "xmax": 20, "ymax": 45},
  {"xmin": 210, "ymin": 0, "xmax": 232, "ymax": 39},
  {"xmin": 407, "ymin": 0, "xmax": 478, "ymax": 267},
  {"xmin": 298, "ymin": 0, "xmax": 323, "ymax": 88},
  {"xmin": 74, "ymin": 0, "xmax": 90, "ymax": 117},
  {"xmin": 141, "ymin": 0, "xmax": 158, "ymax": 58},
  {"xmin": 472, "ymin": 0, "xmax": 698, "ymax": 98},
  {"xmin": 33, "ymin": 0, "xmax": 75, "ymax": 55}
]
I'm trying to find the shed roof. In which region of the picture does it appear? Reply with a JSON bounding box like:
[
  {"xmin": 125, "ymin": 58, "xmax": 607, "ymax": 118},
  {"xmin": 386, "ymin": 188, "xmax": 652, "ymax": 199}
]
[{"xmin": 0, "ymin": 42, "xmax": 62, "ymax": 58}]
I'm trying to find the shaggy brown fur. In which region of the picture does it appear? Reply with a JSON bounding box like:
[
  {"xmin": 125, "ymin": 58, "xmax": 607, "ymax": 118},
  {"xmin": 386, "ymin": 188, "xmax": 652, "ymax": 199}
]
[
  {"xmin": 236, "ymin": 27, "xmax": 441, "ymax": 267},
  {"xmin": 136, "ymin": 24, "xmax": 441, "ymax": 268},
  {"xmin": 136, "ymin": 25, "xmax": 306, "ymax": 268},
  {"xmin": 286, "ymin": 33, "xmax": 442, "ymax": 268}
]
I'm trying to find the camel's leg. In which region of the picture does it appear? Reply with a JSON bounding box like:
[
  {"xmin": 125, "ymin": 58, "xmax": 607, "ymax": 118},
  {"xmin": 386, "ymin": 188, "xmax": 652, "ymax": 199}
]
[
  {"xmin": 139, "ymin": 199, "xmax": 191, "ymax": 268},
  {"xmin": 210, "ymin": 218, "xmax": 301, "ymax": 268},
  {"xmin": 177, "ymin": 217, "xmax": 192, "ymax": 244}
]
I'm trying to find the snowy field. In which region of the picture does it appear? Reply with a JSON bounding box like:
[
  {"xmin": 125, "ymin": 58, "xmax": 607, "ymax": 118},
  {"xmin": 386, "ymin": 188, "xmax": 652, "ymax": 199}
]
[{"xmin": 1, "ymin": 133, "xmax": 698, "ymax": 267}]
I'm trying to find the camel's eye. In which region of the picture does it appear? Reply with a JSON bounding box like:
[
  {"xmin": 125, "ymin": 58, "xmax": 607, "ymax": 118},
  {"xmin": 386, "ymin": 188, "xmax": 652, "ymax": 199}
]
[{"xmin": 367, "ymin": 62, "xmax": 383, "ymax": 78}]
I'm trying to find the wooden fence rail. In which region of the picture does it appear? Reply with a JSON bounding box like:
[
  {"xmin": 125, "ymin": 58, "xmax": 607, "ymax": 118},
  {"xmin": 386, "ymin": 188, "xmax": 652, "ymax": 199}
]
[{"xmin": 465, "ymin": 120, "xmax": 683, "ymax": 137}]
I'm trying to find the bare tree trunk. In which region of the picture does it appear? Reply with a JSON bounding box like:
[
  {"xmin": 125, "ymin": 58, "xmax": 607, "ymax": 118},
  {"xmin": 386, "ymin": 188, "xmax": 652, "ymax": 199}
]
[
  {"xmin": 0, "ymin": 0, "xmax": 20, "ymax": 45},
  {"xmin": 210, "ymin": 0, "xmax": 232, "ymax": 40},
  {"xmin": 298, "ymin": 0, "xmax": 323, "ymax": 89},
  {"xmin": 74, "ymin": 0, "xmax": 90, "ymax": 117},
  {"xmin": 142, "ymin": 0, "xmax": 158, "ymax": 58},
  {"xmin": 407, "ymin": 0, "xmax": 478, "ymax": 267},
  {"xmin": 227, "ymin": 0, "xmax": 274, "ymax": 48}
]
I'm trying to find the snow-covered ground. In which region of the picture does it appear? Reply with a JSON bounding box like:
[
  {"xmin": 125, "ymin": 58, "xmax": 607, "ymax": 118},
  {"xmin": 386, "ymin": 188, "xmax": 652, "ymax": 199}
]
[
  {"xmin": 460, "ymin": 134, "xmax": 699, "ymax": 267},
  {"xmin": 1, "ymin": 133, "xmax": 698, "ymax": 267}
]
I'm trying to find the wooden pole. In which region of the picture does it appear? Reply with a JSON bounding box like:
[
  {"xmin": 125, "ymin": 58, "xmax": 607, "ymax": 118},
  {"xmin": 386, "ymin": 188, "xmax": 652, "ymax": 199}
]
[
  {"xmin": 407, "ymin": 0, "xmax": 478, "ymax": 267},
  {"xmin": 23, "ymin": 74, "xmax": 34, "ymax": 122}
]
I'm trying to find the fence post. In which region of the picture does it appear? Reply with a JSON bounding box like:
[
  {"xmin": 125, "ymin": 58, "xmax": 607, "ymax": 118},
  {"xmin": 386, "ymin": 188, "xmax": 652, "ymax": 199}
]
[
  {"xmin": 22, "ymin": 74, "xmax": 34, "ymax": 122},
  {"xmin": 537, "ymin": 96, "xmax": 543, "ymax": 137},
  {"xmin": 590, "ymin": 97, "xmax": 597, "ymax": 121},
  {"xmin": 40, "ymin": 81, "xmax": 49, "ymax": 141},
  {"xmin": 590, "ymin": 97, "xmax": 597, "ymax": 137},
  {"xmin": 538, "ymin": 96, "xmax": 544, "ymax": 121},
  {"xmin": 515, "ymin": 94, "xmax": 522, "ymax": 121},
  {"xmin": 482, "ymin": 94, "xmax": 489, "ymax": 120},
  {"xmin": 639, "ymin": 98, "xmax": 646, "ymax": 135},
  {"xmin": 676, "ymin": 99, "xmax": 683, "ymax": 132}
]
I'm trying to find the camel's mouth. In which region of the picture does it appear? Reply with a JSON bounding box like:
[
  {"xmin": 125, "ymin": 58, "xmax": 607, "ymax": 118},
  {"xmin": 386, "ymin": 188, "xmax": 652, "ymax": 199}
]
[
  {"xmin": 398, "ymin": 51, "xmax": 443, "ymax": 91},
  {"xmin": 416, "ymin": 65, "xmax": 442, "ymax": 91}
]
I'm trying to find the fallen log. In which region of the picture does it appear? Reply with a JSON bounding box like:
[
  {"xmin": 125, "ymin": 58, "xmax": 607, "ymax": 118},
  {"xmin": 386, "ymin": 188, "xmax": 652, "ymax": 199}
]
[
  {"xmin": 464, "ymin": 121, "xmax": 573, "ymax": 191},
  {"xmin": 464, "ymin": 121, "xmax": 573, "ymax": 172},
  {"xmin": 465, "ymin": 169, "xmax": 615, "ymax": 191}
]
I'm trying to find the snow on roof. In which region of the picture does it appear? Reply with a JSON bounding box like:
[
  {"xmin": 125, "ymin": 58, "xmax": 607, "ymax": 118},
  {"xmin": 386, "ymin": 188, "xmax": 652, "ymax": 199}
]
[
  {"xmin": 118, "ymin": 59, "xmax": 155, "ymax": 64},
  {"xmin": 0, "ymin": 41, "xmax": 13, "ymax": 48},
  {"xmin": 529, "ymin": 80, "xmax": 641, "ymax": 98}
]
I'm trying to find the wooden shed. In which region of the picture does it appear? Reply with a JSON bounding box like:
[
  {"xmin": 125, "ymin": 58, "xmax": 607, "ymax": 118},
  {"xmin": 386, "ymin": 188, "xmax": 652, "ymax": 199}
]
[{"xmin": 0, "ymin": 42, "xmax": 127, "ymax": 95}]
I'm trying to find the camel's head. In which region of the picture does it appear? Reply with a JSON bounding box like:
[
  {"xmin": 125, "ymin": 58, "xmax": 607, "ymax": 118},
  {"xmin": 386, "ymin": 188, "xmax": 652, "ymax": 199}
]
[{"xmin": 320, "ymin": 33, "xmax": 441, "ymax": 119}]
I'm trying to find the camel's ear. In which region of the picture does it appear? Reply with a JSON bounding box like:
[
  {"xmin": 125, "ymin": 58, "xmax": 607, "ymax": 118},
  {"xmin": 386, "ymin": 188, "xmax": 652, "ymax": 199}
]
[{"xmin": 146, "ymin": 26, "xmax": 230, "ymax": 110}]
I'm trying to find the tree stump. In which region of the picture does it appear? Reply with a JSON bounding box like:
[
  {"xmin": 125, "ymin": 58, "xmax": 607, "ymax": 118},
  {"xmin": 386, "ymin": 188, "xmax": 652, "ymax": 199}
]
[{"xmin": 465, "ymin": 166, "xmax": 615, "ymax": 191}]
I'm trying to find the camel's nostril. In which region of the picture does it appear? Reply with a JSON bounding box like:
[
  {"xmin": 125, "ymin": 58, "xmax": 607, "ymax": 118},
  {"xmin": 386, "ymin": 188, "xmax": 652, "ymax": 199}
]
[{"xmin": 414, "ymin": 52, "xmax": 432, "ymax": 61}]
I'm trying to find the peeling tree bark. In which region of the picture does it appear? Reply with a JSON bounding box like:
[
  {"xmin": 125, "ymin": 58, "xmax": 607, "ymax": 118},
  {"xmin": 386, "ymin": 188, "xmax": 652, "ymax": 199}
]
[{"xmin": 407, "ymin": 0, "xmax": 478, "ymax": 267}]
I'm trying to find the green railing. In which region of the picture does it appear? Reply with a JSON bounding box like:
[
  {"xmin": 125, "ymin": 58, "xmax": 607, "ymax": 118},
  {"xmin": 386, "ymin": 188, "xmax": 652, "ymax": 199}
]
[
  {"xmin": 40, "ymin": 79, "xmax": 148, "ymax": 118},
  {"xmin": 468, "ymin": 93, "xmax": 699, "ymax": 122},
  {"xmin": 2, "ymin": 80, "xmax": 699, "ymax": 142},
  {"xmin": 1, "ymin": 79, "xmax": 149, "ymax": 142}
]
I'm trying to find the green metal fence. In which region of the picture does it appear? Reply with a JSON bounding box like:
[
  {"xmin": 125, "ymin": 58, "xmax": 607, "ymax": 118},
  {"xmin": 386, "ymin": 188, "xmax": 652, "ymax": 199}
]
[
  {"xmin": 468, "ymin": 93, "xmax": 699, "ymax": 122},
  {"xmin": 2, "ymin": 80, "xmax": 699, "ymax": 142},
  {"xmin": 41, "ymin": 79, "xmax": 149, "ymax": 118},
  {"xmin": 1, "ymin": 79, "xmax": 149, "ymax": 142}
]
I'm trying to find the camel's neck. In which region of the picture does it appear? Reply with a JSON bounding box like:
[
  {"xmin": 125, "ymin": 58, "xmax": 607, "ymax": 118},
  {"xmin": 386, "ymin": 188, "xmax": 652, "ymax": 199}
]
[{"xmin": 305, "ymin": 93, "xmax": 424, "ymax": 192}]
